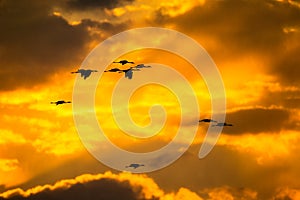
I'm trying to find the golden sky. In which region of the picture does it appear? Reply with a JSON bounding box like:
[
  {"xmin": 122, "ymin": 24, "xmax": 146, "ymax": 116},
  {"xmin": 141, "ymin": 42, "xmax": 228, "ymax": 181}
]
[{"xmin": 1, "ymin": 0, "xmax": 300, "ymax": 199}]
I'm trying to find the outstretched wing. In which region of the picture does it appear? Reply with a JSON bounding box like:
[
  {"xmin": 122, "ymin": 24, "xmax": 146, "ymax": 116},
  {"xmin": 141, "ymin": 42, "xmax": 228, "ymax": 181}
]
[{"xmin": 125, "ymin": 69, "xmax": 133, "ymax": 79}]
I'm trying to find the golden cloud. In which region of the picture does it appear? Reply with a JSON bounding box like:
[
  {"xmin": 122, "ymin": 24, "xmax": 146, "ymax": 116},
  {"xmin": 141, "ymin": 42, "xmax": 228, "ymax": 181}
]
[
  {"xmin": 0, "ymin": 130, "xmax": 27, "ymax": 145},
  {"xmin": 0, "ymin": 159, "xmax": 19, "ymax": 172},
  {"xmin": 273, "ymin": 187, "xmax": 300, "ymax": 200},
  {"xmin": 0, "ymin": 172, "xmax": 203, "ymax": 200},
  {"xmin": 200, "ymin": 186, "xmax": 257, "ymax": 200},
  {"xmin": 218, "ymin": 130, "xmax": 300, "ymax": 165}
]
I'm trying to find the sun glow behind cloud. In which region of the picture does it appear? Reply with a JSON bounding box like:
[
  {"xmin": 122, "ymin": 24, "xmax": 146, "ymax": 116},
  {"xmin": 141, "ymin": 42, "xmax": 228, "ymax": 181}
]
[{"xmin": 92, "ymin": 48, "xmax": 211, "ymax": 152}]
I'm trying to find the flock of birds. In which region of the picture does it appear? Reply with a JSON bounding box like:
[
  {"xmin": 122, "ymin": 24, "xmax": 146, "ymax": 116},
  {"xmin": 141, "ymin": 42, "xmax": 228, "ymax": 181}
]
[
  {"xmin": 51, "ymin": 60, "xmax": 151, "ymax": 106},
  {"xmin": 50, "ymin": 59, "xmax": 233, "ymax": 170}
]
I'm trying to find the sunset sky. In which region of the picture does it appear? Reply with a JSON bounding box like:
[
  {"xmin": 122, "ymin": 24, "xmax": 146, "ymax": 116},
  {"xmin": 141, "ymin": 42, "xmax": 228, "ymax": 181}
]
[{"xmin": 1, "ymin": 0, "xmax": 300, "ymax": 199}]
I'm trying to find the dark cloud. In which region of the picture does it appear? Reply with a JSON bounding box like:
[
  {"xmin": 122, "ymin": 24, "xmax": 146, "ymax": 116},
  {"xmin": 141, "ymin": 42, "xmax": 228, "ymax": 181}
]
[
  {"xmin": 80, "ymin": 19, "xmax": 129, "ymax": 34},
  {"xmin": 0, "ymin": 186, "xmax": 4, "ymax": 194},
  {"xmin": 259, "ymin": 89, "xmax": 300, "ymax": 109},
  {"xmin": 10, "ymin": 152, "xmax": 114, "ymax": 192},
  {"xmin": 3, "ymin": 143, "xmax": 300, "ymax": 200},
  {"xmin": 157, "ymin": 0, "xmax": 297, "ymax": 50},
  {"xmin": 154, "ymin": 0, "xmax": 300, "ymax": 84},
  {"xmin": 223, "ymin": 107, "xmax": 291, "ymax": 134},
  {"xmin": 271, "ymin": 39, "xmax": 300, "ymax": 85},
  {"xmin": 0, "ymin": 0, "xmax": 128, "ymax": 91},
  {"xmin": 66, "ymin": 0, "xmax": 134, "ymax": 10},
  {"xmin": 0, "ymin": 177, "xmax": 145, "ymax": 200},
  {"xmin": 0, "ymin": 0, "xmax": 91, "ymax": 91},
  {"xmin": 151, "ymin": 144, "xmax": 298, "ymax": 200}
]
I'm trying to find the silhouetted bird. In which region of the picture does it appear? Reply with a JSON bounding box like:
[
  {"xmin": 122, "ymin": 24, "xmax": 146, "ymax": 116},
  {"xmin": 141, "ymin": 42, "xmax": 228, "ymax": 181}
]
[
  {"xmin": 71, "ymin": 69, "xmax": 98, "ymax": 79},
  {"xmin": 199, "ymin": 119, "xmax": 217, "ymax": 123},
  {"xmin": 213, "ymin": 122, "xmax": 233, "ymax": 127},
  {"xmin": 113, "ymin": 60, "xmax": 134, "ymax": 65},
  {"xmin": 104, "ymin": 68, "xmax": 122, "ymax": 72},
  {"xmin": 125, "ymin": 163, "xmax": 145, "ymax": 169},
  {"xmin": 134, "ymin": 64, "xmax": 151, "ymax": 69},
  {"xmin": 51, "ymin": 100, "xmax": 71, "ymax": 106},
  {"xmin": 121, "ymin": 67, "xmax": 140, "ymax": 79},
  {"xmin": 105, "ymin": 67, "xmax": 140, "ymax": 79}
]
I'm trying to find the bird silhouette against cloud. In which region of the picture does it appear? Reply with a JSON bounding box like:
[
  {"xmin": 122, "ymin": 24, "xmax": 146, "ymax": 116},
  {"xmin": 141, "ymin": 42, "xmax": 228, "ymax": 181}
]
[
  {"xmin": 71, "ymin": 69, "xmax": 98, "ymax": 79},
  {"xmin": 105, "ymin": 63, "xmax": 151, "ymax": 80},
  {"xmin": 104, "ymin": 68, "xmax": 122, "ymax": 72},
  {"xmin": 122, "ymin": 67, "xmax": 141, "ymax": 79},
  {"xmin": 134, "ymin": 64, "xmax": 152, "ymax": 69},
  {"xmin": 104, "ymin": 67, "xmax": 139, "ymax": 79},
  {"xmin": 125, "ymin": 163, "xmax": 145, "ymax": 169},
  {"xmin": 199, "ymin": 119, "xmax": 233, "ymax": 127},
  {"xmin": 51, "ymin": 100, "xmax": 71, "ymax": 106},
  {"xmin": 213, "ymin": 122, "xmax": 233, "ymax": 127},
  {"xmin": 199, "ymin": 118, "xmax": 218, "ymax": 123},
  {"xmin": 113, "ymin": 60, "xmax": 134, "ymax": 65}
]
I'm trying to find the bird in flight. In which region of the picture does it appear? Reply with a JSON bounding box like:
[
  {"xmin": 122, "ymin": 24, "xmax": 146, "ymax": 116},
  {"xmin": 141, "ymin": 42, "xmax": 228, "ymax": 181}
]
[
  {"xmin": 213, "ymin": 122, "xmax": 233, "ymax": 127},
  {"xmin": 134, "ymin": 64, "xmax": 152, "ymax": 69},
  {"xmin": 105, "ymin": 63, "xmax": 151, "ymax": 79},
  {"xmin": 113, "ymin": 60, "xmax": 135, "ymax": 65},
  {"xmin": 71, "ymin": 69, "xmax": 98, "ymax": 79},
  {"xmin": 104, "ymin": 67, "xmax": 140, "ymax": 79},
  {"xmin": 125, "ymin": 163, "xmax": 145, "ymax": 169},
  {"xmin": 104, "ymin": 68, "xmax": 122, "ymax": 72},
  {"xmin": 51, "ymin": 100, "xmax": 71, "ymax": 106},
  {"xmin": 199, "ymin": 118, "xmax": 218, "ymax": 123},
  {"xmin": 122, "ymin": 67, "xmax": 140, "ymax": 79}
]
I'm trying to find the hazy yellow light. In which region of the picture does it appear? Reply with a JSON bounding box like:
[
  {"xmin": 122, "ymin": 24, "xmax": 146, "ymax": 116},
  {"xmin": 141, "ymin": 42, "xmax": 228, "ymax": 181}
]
[
  {"xmin": 218, "ymin": 130, "xmax": 300, "ymax": 165},
  {"xmin": 112, "ymin": 7, "xmax": 126, "ymax": 17}
]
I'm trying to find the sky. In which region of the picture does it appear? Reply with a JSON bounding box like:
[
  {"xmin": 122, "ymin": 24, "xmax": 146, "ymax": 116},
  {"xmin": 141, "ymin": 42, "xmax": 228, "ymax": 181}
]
[{"xmin": 1, "ymin": 0, "xmax": 300, "ymax": 199}]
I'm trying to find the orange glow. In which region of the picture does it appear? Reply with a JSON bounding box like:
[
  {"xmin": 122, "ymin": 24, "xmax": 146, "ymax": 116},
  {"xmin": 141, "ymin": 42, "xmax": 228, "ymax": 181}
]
[
  {"xmin": 218, "ymin": 130, "xmax": 300, "ymax": 165},
  {"xmin": 1, "ymin": 1, "xmax": 300, "ymax": 198}
]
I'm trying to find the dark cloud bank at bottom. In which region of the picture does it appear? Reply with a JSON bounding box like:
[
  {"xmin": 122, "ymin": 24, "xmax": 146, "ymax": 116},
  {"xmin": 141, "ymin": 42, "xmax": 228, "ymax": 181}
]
[{"xmin": 0, "ymin": 178, "xmax": 151, "ymax": 200}]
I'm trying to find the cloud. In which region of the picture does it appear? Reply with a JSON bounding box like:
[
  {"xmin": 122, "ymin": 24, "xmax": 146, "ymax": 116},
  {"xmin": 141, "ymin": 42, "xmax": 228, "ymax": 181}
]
[
  {"xmin": 223, "ymin": 107, "xmax": 291, "ymax": 134},
  {"xmin": 200, "ymin": 186, "xmax": 257, "ymax": 200},
  {"xmin": 0, "ymin": 104, "xmax": 82, "ymax": 156},
  {"xmin": 158, "ymin": 0, "xmax": 300, "ymax": 52},
  {"xmin": 0, "ymin": 172, "xmax": 203, "ymax": 200},
  {"xmin": 65, "ymin": 0, "xmax": 134, "ymax": 10},
  {"xmin": 0, "ymin": 130, "xmax": 27, "ymax": 145},
  {"xmin": 153, "ymin": 0, "xmax": 205, "ymax": 18},
  {"xmin": 270, "ymin": 38, "xmax": 300, "ymax": 85},
  {"xmin": 3, "ymin": 171, "xmax": 299, "ymax": 200},
  {"xmin": 2, "ymin": 141, "xmax": 300, "ymax": 200},
  {"xmin": 0, "ymin": 159, "xmax": 19, "ymax": 172},
  {"xmin": 0, "ymin": 0, "xmax": 91, "ymax": 91},
  {"xmin": 0, "ymin": 142, "xmax": 72, "ymax": 188},
  {"xmin": 80, "ymin": 18, "xmax": 129, "ymax": 35},
  {"xmin": 218, "ymin": 130, "xmax": 300, "ymax": 165},
  {"xmin": 162, "ymin": 188, "xmax": 204, "ymax": 200},
  {"xmin": 258, "ymin": 86, "xmax": 300, "ymax": 111},
  {"xmin": 273, "ymin": 187, "xmax": 300, "ymax": 200},
  {"xmin": 0, "ymin": 0, "xmax": 128, "ymax": 91},
  {"xmin": 241, "ymin": 78, "xmax": 300, "ymax": 109},
  {"xmin": 151, "ymin": 0, "xmax": 300, "ymax": 87}
]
